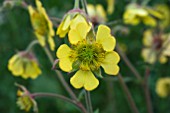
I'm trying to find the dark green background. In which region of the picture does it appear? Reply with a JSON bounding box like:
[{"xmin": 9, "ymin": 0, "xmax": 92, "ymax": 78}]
[{"xmin": 0, "ymin": 0, "xmax": 170, "ymax": 113}]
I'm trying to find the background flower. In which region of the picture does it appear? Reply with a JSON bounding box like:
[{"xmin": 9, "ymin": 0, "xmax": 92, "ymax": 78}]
[{"xmin": 28, "ymin": 0, "xmax": 55, "ymax": 51}]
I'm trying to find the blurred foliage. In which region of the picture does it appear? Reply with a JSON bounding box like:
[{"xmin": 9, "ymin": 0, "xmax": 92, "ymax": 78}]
[{"xmin": 0, "ymin": 0, "xmax": 170, "ymax": 113}]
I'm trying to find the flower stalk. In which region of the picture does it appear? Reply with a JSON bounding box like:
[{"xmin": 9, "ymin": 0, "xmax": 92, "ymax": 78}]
[
  {"xmin": 26, "ymin": 40, "xmax": 39, "ymax": 53},
  {"xmin": 31, "ymin": 92, "xmax": 87, "ymax": 113},
  {"xmin": 118, "ymin": 73, "xmax": 140, "ymax": 113},
  {"xmin": 85, "ymin": 91, "xmax": 93, "ymax": 113},
  {"xmin": 74, "ymin": 0, "xmax": 80, "ymax": 9},
  {"xmin": 43, "ymin": 46, "xmax": 77, "ymax": 100}
]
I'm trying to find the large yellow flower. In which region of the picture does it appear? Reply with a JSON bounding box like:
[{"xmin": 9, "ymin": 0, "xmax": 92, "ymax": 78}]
[
  {"xmin": 8, "ymin": 52, "xmax": 41, "ymax": 79},
  {"xmin": 28, "ymin": 0, "xmax": 55, "ymax": 51},
  {"xmin": 123, "ymin": 4, "xmax": 162, "ymax": 27},
  {"xmin": 156, "ymin": 77, "xmax": 170, "ymax": 98},
  {"xmin": 142, "ymin": 30, "xmax": 170, "ymax": 64},
  {"xmin": 56, "ymin": 23, "xmax": 120, "ymax": 91},
  {"xmin": 87, "ymin": 4, "xmax": 107, "ymax": 25},
  {"xmin": 57, "ymin": 12, "xmax": 91, "ymax": 38}
]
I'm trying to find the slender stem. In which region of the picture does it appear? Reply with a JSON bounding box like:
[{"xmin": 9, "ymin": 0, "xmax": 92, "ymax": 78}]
[
  {"xmin": 142, "ymin": 68, "xmax": 153, "ymax": 113},
  {"xmin": 81, "ymin": 0, "xmax": 88, "ymax": 15},
  {"xmin": 31, "ymin": 92, "xmax": 87, "ymax": 113},
  {"xmin": 50, "ymin": 17, "xmax": 61, "ymax": 22},
  {"xmin": 74, "ymin": 0, "xmax": 80, "ymax": 9},
  {"xmin": 118, "ymin": 73, "xmax": 140, "ymax": 113},
  {"xmin": 116, "ymin": 44, "xmax": 142, "ymax": 81},
  {"xmin": 85, "ymin": 91, "xmax": 93, "ymax": 113},
  {"xmin": 141, "ymin": 0, "xmax": 150, "ymax": 6},
  {"xmin": 43, "ymin": 47, "xmax": 77, "ymax": 100},
  {"xmin": 26, "ymin": 40, "xmax": 39, "ymax": 53}
]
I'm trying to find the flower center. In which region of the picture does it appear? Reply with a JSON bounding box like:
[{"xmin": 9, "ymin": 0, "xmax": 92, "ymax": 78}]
[
  {"xmin": 72, "ymin": 40, "xmax": 105, "ymax": 71},
  {"xmin": 153, "ymin": 35, "xmax": 163, "ymax": 50}
]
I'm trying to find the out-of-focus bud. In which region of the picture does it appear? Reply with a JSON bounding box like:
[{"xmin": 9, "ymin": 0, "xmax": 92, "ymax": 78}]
[
  {"xmin": 15, "ymin": 83, "xmax": 38, "ymax": 113},
  {"xmin": 8, "ymin": 51, "xmax": 41, "ymax": 79}
]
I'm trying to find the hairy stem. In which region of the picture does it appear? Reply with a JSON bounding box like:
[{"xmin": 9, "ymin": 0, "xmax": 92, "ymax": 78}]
[
  {"xmin": 81, "ymin": 0, "xmax": 88, "ymax": 15},
  {"xmin": 116, "ymin": 44, "xmax": 142, "ymax": 81},
  {"xmin": 43, "ymin": 46, "xmax": 76, "ymax": 100},
  {"xmin": 26, "ymin": 40, "xmax": 39, "ymax": 53},
  {"xmin": 32, "ymin": 92, "xmax": 87, "ymax": 113},
  {"xmin": 118, "ymin": 73, "xmax": 140, "ymax": 113},
  {"xmin": 142, "ymin": 68, "xmax": 153, "ymax": 113},
  {"xmin": 85, "ymin": 91, "xmax": 93, "ymax": 113}
]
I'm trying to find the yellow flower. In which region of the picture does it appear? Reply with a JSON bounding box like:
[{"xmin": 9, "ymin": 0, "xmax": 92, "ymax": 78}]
[
  {"xmin": 28, "ymin": 0, "xmax": 55, "ymax": 51},
  {"xmin": 123, "ymin": 4, "xmax": 162, "ymax": 27},
  {"xmin": 57, "ymin": 11, "xmax": 91, "ymax": 38},
  {"xmin": 142, "ymin": 30, "xmax": 170, "ymax": 64},
  {"xmin": 16, "ymin": 84, "xmax": 38, "ymax": 112},
  {"xmin": 8, "ymin": 51, "xmax": 41, "ymax": 79},
  {"xmin": 156, "ymin": 77, "xmax": 170, "ymax": 98},
  {"xmin": 56, "ymin": 23, "xmax": 120, "ymax": 91},
  {"xmin": 107, "ymin": 0, "xmax": 114, "ymax": 14},
  {"xmin": 87, "ymin": 4, "xmax": 107, "ymax": 25},
  {"xmin": 155, "ymin": 4, "xmax": 170, "ymax": 29}
]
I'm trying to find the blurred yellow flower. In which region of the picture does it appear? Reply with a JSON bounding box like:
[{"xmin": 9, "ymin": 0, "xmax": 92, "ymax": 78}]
[
  {"xmin": 155, "ymin": 4, "xmax": 170, "ymax": 29},
  {"xmin": 16, "ymin": 84, "xmax": 38, "ymax": 112},
  {"xmin": 28, "ymin": 0, "xmax": 55, "ymax": 51},
  {"xmin": 8, "ymin": 52, "xmax": 41, "ymax": 79},
  {"xmin": 123, "ymin": 4, "xmax": 162, "ymax": 27},
  {"xmin": 57, "ymin": 11, "xmax": 91, "ymax": 38},
  {"xmin": 87, "ymin": 4, "xmax": 107, "ymax": 25},
  {"xmin": 56, "ymin": 23, "xmax": 120, "ymax": 91},
  {"xmin": 142, "ymin": 30, "xmax": 170, "ymax": 64},
  {"xmin": 107, "ymin": 0, "xmax": 114, "ymax": 14},
  {"xmin": 156, "ymin": 77, "xmax": 170, "ymax": 98}
]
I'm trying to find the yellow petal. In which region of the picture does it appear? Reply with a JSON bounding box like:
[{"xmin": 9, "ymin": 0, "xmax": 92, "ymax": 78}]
[
  {"xmin": 35, "ymin": 32, "xmax": 46, "ymax": 47},
  {"xmin": 142, "ymin": 48, "xmax": 156, "ymax": 64},
  {"xmin": 87, "ymin": 4, "xmax": 96, "ymax": 17},
  {"xmin": 143, "ymin": 16, "xmax": 157, "ymax": 27},
  {"xmin": 28, "ymin": 5, "xmax": 35, "ymax": 17},
  {"xmin": 68, "ymin": 23, "xmax": 89, "ymax": 44},
  {"xmin": 96, "ymin": 25, "xmax": 116, "ymax": 51},
  {"xmin": 70, "ymin": 14, "xmax": 87, "ymax": 29},
  {"xmin": 70, "ymin": 70, "xmax": 99, "ymax": 91},
  {"xmin": 107, "ymin": 0, "xmax": 114, "ymax": 14},
  {"xmin": 101, "ymin": 51, "xmax": 120, "ymax": 75},
  {"xmin": 159, "ymin": 55, "xmax": 168, "ymax": 64},
  {"xmin": 56, "ymin": 20, "xmax": 69, "ymax": 38},
  {"xmin": 96, "ymin": 4, "xmax": 107, "ymax": 20},
  {"xmin": 8, "ymin": 54, "xmax": 19, "ymax": 70},
  {"xmin": 57, "ymin": 44, "xmax": 73, "ymax": 72},
  {"xmin": 59, "ymin": 58, "xmax": 73, "ymax": 72},
  {"xmin": 36, "ymin": 0, "xmax": 42, "ymax": 11},
  {"xmin": 57, "ymin": 44, "xmax": 72, "ymax": 58},
  {"xmin": 62, "ymin": 15, "xmax": 71, "ymax": 31},
  {"xmin": 10, "ymin": 58, "xmax": 24, "ymax": 76},
  {"xmin": 143, "ymin": 30, "xmax": 153, "ymax": 47},
  {"xmin": 23, "ymin": 61, "xmax": 41, "ymax": 79},
  {"xmin": 48, "ymin": 36, "xmax": 55, "ymax": 51}
]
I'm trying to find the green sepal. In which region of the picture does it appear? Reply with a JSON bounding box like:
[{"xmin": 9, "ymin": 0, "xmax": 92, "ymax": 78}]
[
  {"xmin": 93, "ymin": 68, "xmax": 103, "ymax": 78},
  {"xmin": 72, "ymin": 60, "xmax": 81, "ymax": 71},
  {"xmin": 86, "ymin": 29, "xmax": 95, "ymax": 44}
]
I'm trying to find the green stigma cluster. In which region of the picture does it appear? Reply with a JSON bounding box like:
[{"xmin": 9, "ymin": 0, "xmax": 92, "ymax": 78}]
[{"xmin": 71, "ymin": 40, "xmax": 106, "ymax": 71}]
